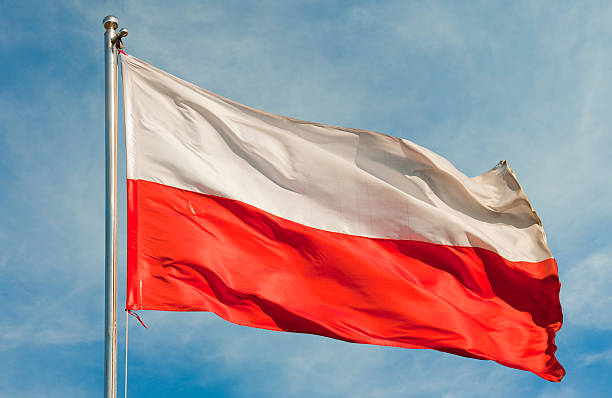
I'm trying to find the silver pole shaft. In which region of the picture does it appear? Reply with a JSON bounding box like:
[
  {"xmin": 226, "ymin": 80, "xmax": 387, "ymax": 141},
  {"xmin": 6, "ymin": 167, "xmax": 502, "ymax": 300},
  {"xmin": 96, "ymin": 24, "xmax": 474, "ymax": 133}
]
[{"xmin": 103, "ymin": 15, "xmax": 119, "ymax": 398}]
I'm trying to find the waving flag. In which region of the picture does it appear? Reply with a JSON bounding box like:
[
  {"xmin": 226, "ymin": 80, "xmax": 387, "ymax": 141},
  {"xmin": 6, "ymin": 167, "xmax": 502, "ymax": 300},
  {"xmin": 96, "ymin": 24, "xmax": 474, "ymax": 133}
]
[{"xmin": 121, "ymin": 54, "xmax": 563, "ymax": 381}]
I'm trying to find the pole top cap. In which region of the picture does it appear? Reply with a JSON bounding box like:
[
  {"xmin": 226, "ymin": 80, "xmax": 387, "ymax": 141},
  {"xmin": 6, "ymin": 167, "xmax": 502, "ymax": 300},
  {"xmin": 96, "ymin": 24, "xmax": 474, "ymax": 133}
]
[{"xmin": 103, "ymin": 15, "xmax": 119, "ymax": 30}]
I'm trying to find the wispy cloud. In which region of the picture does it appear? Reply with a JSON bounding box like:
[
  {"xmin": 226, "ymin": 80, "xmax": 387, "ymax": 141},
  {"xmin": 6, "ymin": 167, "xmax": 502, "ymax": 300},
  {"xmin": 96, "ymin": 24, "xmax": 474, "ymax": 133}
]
[
  {"xmin": 561, "ymin": 249, "xmax": 612, "ymax": 330},
  {"xmin": 579, "ymin": 349, "xmax": 612, "ymax": 367}
]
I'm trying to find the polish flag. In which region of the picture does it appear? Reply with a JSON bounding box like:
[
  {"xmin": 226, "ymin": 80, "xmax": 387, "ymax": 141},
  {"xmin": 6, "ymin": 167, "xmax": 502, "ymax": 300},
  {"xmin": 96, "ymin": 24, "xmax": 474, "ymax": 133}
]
[{"xmin": 121, "ymin": 54, "xmax": 563, "ymax": 381}]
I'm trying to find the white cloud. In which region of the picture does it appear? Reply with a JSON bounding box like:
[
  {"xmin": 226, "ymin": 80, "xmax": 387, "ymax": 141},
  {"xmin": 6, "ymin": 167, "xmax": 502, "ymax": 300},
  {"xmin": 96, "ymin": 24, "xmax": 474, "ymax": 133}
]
[
  {"xmin": 561, "ymin": 249, "xmax": 612, "ymax": 330},
  {"xmin": 537, "ymin": 387, "xmax": 581, "ymax": 398},
  {"xmin": 579, "ymin": 349, "xmax": 612, "ymax": 367}
]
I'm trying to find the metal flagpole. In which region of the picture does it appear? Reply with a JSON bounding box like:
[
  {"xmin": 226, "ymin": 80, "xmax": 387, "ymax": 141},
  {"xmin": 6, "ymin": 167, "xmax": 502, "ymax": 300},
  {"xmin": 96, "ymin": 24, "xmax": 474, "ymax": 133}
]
[{"xmin": 103, "ymin": 15, "xmax": 127, "ymax": 398}]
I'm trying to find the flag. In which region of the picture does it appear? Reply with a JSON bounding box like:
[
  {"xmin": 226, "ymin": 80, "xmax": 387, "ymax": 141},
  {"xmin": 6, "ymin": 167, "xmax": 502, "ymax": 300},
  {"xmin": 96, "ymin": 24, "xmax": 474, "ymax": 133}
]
[{"xmin": 121, "ymin": 54, "xmax": 563, "ymax": 381}]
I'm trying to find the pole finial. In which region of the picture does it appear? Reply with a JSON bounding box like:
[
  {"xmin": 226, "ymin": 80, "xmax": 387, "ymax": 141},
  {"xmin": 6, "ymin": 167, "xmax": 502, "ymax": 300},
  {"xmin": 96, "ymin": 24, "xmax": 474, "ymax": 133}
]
[{"xmin": 103, "ymin": 15, "xmax": 119, "ymax": 30}]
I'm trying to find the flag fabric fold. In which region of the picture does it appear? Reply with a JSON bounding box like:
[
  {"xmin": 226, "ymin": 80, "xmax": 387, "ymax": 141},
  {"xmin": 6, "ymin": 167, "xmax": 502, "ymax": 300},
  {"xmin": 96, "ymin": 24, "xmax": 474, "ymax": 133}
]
[{"xmin": 121, "ymin": 53, "xmax": 563, "ymax": 381}]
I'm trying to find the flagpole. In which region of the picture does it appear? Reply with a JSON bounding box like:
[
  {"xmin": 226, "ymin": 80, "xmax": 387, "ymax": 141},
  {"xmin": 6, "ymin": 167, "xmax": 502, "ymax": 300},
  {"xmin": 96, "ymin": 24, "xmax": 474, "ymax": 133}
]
[{"xmin": 103, "ymin": 15, "xmax": 127, "ymax": 398}]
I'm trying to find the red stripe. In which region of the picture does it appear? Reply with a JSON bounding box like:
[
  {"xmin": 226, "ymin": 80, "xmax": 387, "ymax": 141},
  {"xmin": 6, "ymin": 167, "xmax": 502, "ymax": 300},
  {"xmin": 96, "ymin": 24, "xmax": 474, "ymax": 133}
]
[{"xmin": 127, "ymin": 179, "xmax": 564, "ymax": 381}]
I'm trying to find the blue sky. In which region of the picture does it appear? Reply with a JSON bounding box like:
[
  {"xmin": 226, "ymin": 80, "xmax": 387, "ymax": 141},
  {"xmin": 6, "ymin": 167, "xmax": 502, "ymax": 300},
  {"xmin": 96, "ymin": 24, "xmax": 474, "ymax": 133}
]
[{"xmin": 1, "ymin": 1, "xmax": 611, "ymax": 397}]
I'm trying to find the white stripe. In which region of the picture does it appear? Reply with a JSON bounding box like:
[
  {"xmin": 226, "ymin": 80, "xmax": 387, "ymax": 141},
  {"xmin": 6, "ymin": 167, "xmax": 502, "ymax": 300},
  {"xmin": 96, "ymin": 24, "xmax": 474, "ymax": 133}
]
[{"xmin": 121, "ymin": 54, "xmax": 552, "ymax": 263}]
